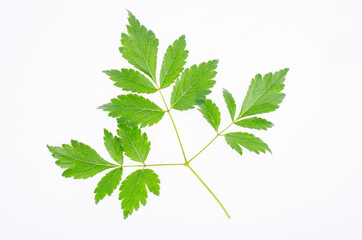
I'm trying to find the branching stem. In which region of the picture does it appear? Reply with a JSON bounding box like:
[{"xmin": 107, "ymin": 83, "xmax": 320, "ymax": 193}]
[
  {"xmin": 121, "ymin": 162, "xmax": 231, "ymax": 218},
  {"xmin": 188, "ymin": 122, "xmax": 235, "ymax": 163},
  {"xmin": 158, "ymin": 89, "xmax": 187, "ymax": 163},
  {"xmin": 122, "ymin": 163, "xmax": 184, "ymax": 168},
  {"xmin": 144, "ymin": 83, "xmax": 231, "ymax": 218}
]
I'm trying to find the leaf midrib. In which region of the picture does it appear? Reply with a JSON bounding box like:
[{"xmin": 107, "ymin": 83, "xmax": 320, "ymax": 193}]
[
  {"xmin": 160, "ymin": 41, "xmax": 184, "ymax": 86},
  {"xmin": 59, "ymin": 150, "xmax": 116, "ymax": 168},
  {"xmin": 96, "ymin": 168, "xmax": 121, "ymax": 195},
  {"xmin": 238, "ymin": 74, "xmax": 283, "ymax": 119},
  {"xmin": 171, "ymin": 63, "xmax": 214, "ymax": 109}
]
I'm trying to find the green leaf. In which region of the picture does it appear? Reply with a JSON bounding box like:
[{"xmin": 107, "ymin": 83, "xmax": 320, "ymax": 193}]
[
  {"xmin": 117, "ymin": 124, "xmax": 150, "ymax": 163},
  {"xmin": 235, "ymin": 117, "xmax": 273, "ymax": 130},
  {"xmin": 198, "ymin": 99, "xmax": 221, "ymax": 132},
  {"xmin": 116, "ymin": 117, "xmax": 138, "ymax": 128},
  {"xmin": 103, "ymin": 129, "xmax": 123, "ymax": 164},
  {"xmin": 224, "ymin": 135, "xmax": 243, "ymax": 156},
  {"xmin": 237, "ymin": 68, "xmax": 289, "ymax": 119},
  {"xmin": 94, "ymin": 168, "xmax": 123, "ymax": 204},
  {"xmin": 98, "ymin": 94, "xmax": 165, "ymax": 128},
  {"xmin": 224, "ymin": 132, "xmax": 271, "ymax": 155},
  {"xmin": 103, "ymin": 69, "xmax": 157, "ymax": 94},
  {"xmin": 120, "ymin": 11, "xmax": 158, "ymax": 81},
  {"xmin": 170, "ymin": 60, "xmax": 218, "ymax": 110},
  {"xmin": 159, "ymin": 35, "xmax": 188, "ymax": 89},
  {"xmin": 119, "ymin": 169, "xmax": 160, "ymax": 219},
  {"xmin": 47, "ymin": 140, "xmax": 117, "ymax": 179},
  {"xmin": 222, "ymin": 89, "xmax": 236, "ymax": 121}
]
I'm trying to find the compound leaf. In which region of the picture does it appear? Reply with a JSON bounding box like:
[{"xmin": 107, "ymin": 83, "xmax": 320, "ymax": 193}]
[
  {"xmin": 104, "ymin": 129, "xmax": 123, "ymax": 164},
  {"xmin": 47, "ymin": 140, "xmax": 117, "ymax": 179},
  {"xmin": 222, "ymin": 88, "xmax": 236, "ymax": 121},
  {"xmin": 120, "ymin": 11, "xmax": 158, "ymax": 82},
  {"xmin": 159, "ymin": 35, "xmax": 188, "ymax": 89},
  {"xmin": 103, "ymin": 69, "xmax": 157, "ymax": 94},
  {"xmin": 235, "ymin": 117, "xmax": 273, "ymax": 130},
  {"xmin": 119, "ymin": 169, "xmax": 160, "ymax": 219},
  {"xmin": 224, "ymin": 132, "xmax": 271, "ymax": 155},
  {"xmin": 170, "ymin": 60, "xmax": 218, "ymax": 110},
  {"xmin": 99, "ymin": 94, "xmax": 165, "ymax": 128},
  {"xmin": 47, "ymin": 11, "xmax": 289, "ymax": 220},
  {"xmin": 237, "ymin": 68, "xmax": 289, "ymax": 119},
  {"xmin": 198, "ymin": 99, "xmax": 221, "ymax": 132},
  {"xmin": 94, "ymin": 168, "xmax": 123, "ymax": 204},
  {"xmin": 117, "ymin": 124, "xmax": 150, "ymax": 163}
]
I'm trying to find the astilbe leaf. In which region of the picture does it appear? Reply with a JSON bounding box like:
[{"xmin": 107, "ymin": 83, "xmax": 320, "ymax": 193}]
[
  {"xmin": 120, "ymin": 11, "xmax": 159, "ymax": 82},
  {"xmin": 159, "ymin": 35, "xmax": 188, "ymax": 89},
  {"xmin": 47, "ymin": 11, "xmax": 289, "ymax": 220},
  {"xmin": 103, "ymin": 69, "xmax": 157, "ymax": 94},
  {"xmin": 94, "ymin": 168, "xmax": 123, "ymax": 204},
  {"xmin": 198, "ymin": 99, "xmax": 221, "ymax": 132},
  {"xmin": 224, "ymin": 132, "xmax": 271, "ymax": 156},
  {"xmin": 170, "ymin": 60, "xmax": 218, "ymax": 110},
  {"xmin": 234, "ymin": 117, "xmax": 273, "ymax": 130},
  {"xmin": 119, "ymin": 169, "xmax": 160, "ymax": 219},
  {"xmin": 237, "ymin": 68, "xmax": 289, "ymax": 119},
  {"xmin": 117, "ymin": 124, "xmax": 150, "ymax": 163},
  {"xmin": 103, "ymin": 129, "xmax": 124, "ymax": 164},
  {"xmin": 222, "ymin": 88, "xmax": 237, "ymax": 121},
  {"xmin": 47, "ymin": 140, "xmax": 117, "ymax": 179},
  {"xmin": 98, "ymin": 94, "xmax": 165, "ymax": 128}
]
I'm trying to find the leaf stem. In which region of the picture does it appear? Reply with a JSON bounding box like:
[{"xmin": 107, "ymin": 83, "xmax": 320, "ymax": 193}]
[
  {"xmin": 158, "ymin": 88, "xmax": 169, "ymax": 110},
  {"xmin": 122, "ymin": 163, "xmax": 185, "ymax": 168},
  {"xmin": 187, "ymin": 165, "xmax": 231, "ymax": 218},
  {"xmin": 188, "ymin": 122, "xmax": 234, "ymax": 163},
  {"xmin": 158, "ymin": 89, "xmax": 188, "ymax": 163},
  {"xmin": 167, "ymin": 111, "xmax": 187, "ymax": 162},
  {"xmin": 141, "ymin": 78, "xmax": 231, "ymax": 218}
]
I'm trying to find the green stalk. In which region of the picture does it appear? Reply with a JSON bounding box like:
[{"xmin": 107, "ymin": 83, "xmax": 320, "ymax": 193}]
[
  {"xmin": 158, "ymin": 89, "xmax": 187, "ymax": 162},
  {"xmin": 188, "ymin": 122, "xmax": 234, "ymax": 163},
  {"xmin": 122, "ymin": 163, "xmax": 185, "ymax": 168},
  {"xmin": 145, "ymin": 79, "xmax": 230, "ymax": 218},
  {"xmin": 187, "ymin": 165, "xmax": 231, "ymax": 218}
]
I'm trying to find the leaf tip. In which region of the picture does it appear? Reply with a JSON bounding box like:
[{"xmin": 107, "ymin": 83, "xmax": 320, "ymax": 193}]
[
  {"xmin": 126, "ymin": 9, "xmax": 133, "ymax": 17},
  {"xmin": 102, "ymin": 70, "xmax": 114, "ymax": 76},
  {"xmin": 97, "ymin": 104, "xmax": 106, "ymax": 110},
  {"xmin": 210, "ymin": 59, "xmax": 219, "ymax": 66},
  {"xmin": 123, "ymin": 210, "xmax": 131, "ymax": 220}
]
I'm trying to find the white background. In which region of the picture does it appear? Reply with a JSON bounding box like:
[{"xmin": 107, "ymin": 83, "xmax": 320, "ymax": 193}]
[{"xmin": 1, "ymin": 0, "xmax": 361, "ymax": 239}]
